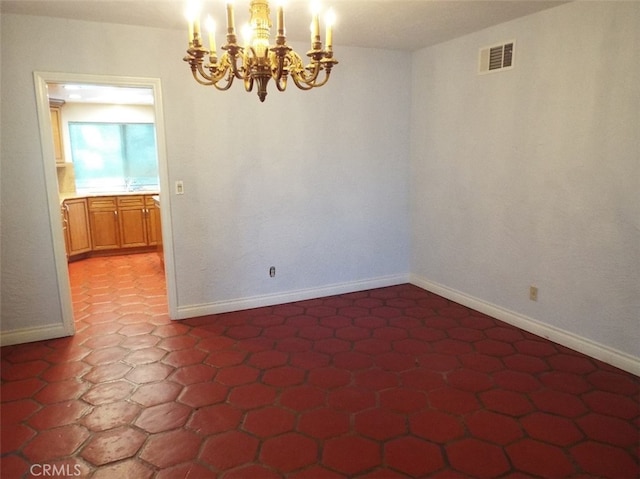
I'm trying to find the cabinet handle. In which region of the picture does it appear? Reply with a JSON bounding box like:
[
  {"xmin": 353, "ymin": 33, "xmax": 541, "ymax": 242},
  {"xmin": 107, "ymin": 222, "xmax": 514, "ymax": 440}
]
[{"xmin": 114, "ymin": 210, "xmax": 118, "ymax": 216}]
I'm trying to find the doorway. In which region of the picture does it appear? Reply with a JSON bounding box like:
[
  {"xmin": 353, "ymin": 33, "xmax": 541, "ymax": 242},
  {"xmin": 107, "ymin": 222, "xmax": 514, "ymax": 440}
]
[{"xmin": 34, "ymin": 72, "xmax": 177, "ymax": 336}]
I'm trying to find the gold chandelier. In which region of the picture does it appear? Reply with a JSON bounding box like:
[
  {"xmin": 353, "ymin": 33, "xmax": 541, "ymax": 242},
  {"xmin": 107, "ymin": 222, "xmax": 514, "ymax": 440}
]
[{"xmin": 184, "ymin": 0, "xmax": 338, "ymax": 102}]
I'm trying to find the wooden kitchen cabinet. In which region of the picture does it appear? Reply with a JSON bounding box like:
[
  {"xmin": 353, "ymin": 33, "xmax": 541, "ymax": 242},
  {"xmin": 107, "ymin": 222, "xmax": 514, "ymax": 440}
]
[
  {"xmin": 145, "ymin": 195, "xmax": 160, "ymax": 246},
  {"xmin": 88, "ymin": 196, "xmax": 120, "ymax": 250},
  {"xmin": 62, "ymin": 198, "xmax": 92, "ymax": 258},
  {"xmin": 49, "ymin": 99, "xmax": 65, "ymax": 165},
  {"xmin": 151, "ymin": 195, "xmax": 163, "ymax": 269},
  {"xmin": 73, "ymin": 193, "xmax": 161, "ymax": 258},
  {"xmin": 62, "ymin": 205, "xmax": 69, "ymax": 256},
  {"xmin": 117, "ymin": 195, "xmax": 148, "ymax": 248}
]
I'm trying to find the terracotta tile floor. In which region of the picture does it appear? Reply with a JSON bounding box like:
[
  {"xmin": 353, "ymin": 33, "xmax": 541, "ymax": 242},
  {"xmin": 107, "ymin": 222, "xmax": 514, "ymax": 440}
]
[{"xmin": 1, "ymin": 253, "xmax": 639, "ymax": 478}]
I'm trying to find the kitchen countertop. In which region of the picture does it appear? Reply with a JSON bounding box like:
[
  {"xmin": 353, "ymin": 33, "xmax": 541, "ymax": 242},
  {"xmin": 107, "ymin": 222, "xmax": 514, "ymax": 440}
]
[{"xmin": 60, "ymin": 191, "xmax": 160, "ymax": 203}]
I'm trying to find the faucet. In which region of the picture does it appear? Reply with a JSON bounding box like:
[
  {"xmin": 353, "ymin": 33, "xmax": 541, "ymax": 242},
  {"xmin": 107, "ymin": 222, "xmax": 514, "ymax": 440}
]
[{"xmin": 124, "ymin": 178, "xmax": 138, "ymax": 192}]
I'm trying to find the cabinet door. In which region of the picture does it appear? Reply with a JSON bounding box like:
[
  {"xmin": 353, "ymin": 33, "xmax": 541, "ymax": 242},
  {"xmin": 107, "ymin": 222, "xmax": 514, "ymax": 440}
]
[
  {"xmin": 49, "ymin": 104, "xmax": 65, "ymax": 164},
  {"xmin": 88, "ymin": 197, "xmax": 120, "ymax": 250},
  {"xmin": 118, "ymin": 196, "xmax": 148, "ymax": 248},
  {"xmin": 61, "ymin": 206, "xmax": 70, "ymax": 258},
  {"xmin": 145, "ymin": 196, "xmax": 159, "ymax": 246},
  {"xmin": 64, "ymin": 198, "xmax": 92, "ymax": 256},
  {"xmin": 118, "ymin": 208, "xmax": 148, "ymax": 247},
  {"xmin": 89, "ymin": 210, "xmax": 120, "ymax": 250}
]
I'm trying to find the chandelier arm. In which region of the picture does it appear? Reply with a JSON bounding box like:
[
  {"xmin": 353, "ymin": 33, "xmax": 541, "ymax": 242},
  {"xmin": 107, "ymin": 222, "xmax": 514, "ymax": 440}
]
[
  {"xmin": 273, "ymin": 73, "xmax": 288, "ymax": 92},
  {"xmin": 271, "ymin": 55, "xmax": 285, "ymax": 86},
  {"xmin": 304, "ymin": 62, "xmax": 323, "ymax": 83},
  {"xmin": 290, "ymin": 62, "xmax": 322, "ymax": 88},
  {"xmin": 269, "ymin": 45, "xmax": 291, "ymax": 86},
  {"xmin": 228, "ymin": 51, "xmax": 250, "ymax": 81},
  {"xmin": 244, "ymin": 74, "xmax": 255, "ymax": 92},
  {"xmin": 210, "ymin": 54, "xmax": 238, "ymax": 90},
  {"xmin": 185, "ymin": 51, "xmax": 217, "ymax": 86},
  {"xmin": 267, "ymin": 52, "xmax": 286, "ymax": 92},
  {"xmin": 230, "ymin": 56, "xmax": 243, "ymax": 80},
  {"xmin": 186, "ymin": 53, "xmax": 237, "ymax": 90},
  {"xmin": 191, "ymin": 67, "xmax": 217, "ymax": 86},
  {"xmin": 237, "ymin": 47, "xmax": 255, "ymax": 79},
  {"xmin": 311, "ymin": 71, "xmax": 331, "ymax": 88},
  {"xmin": 312, "ymin": 57, "xmax": 339, "ymax": 87},
  {"xmin": 198, "ymin": 61, "xmax": 227, "ymax": 83},
  {"xmin": 306, "ymin": 67, "xmax": 333, "ymax": 88},
  {"xmin": 211, "ymin": 72, "xmax": 236, "ymax": 91},
  {"xmin": 290, "ymin": 74, "xmax": 316, "ymax": 91},
  {"xmin": 280, "ymin": 51, "xmax": 312, "ymax": 90}
]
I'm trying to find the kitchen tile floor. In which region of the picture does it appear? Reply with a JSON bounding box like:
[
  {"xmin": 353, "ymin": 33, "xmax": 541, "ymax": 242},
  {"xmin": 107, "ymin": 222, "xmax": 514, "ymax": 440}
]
[{"xmin": 1, "ymin": 253, "xmax": 639, "ymax": 478}]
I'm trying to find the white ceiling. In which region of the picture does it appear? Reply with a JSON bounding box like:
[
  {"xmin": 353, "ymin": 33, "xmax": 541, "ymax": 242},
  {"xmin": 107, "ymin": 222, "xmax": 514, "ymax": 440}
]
[
  {"xmin": 46, "ymin": 83, "xmax": 155, "ymax": 105},
  {"xmin": 1, "ymin": 0, "xmax": 568, "ymax": 52}
]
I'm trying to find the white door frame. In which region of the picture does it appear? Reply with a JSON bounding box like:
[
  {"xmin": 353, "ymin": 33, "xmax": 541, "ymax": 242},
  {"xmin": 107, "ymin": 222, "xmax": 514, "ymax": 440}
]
[{"xmin": 33, "ymin": 71, "xmax": 178, "ymax": 334}]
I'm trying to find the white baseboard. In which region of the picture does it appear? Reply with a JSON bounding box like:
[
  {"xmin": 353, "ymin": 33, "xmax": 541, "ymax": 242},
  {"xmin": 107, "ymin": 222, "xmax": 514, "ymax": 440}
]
[
  {"xmin": 0, "ymin": 323, "xmax": 72, "ymax": 347},
  {"xmin": 176, "ymin": 273, "xmax": 410, "ymax": 320},
  {"xmin": 410, "ymin": 274, "xmax": 640, "ymax": 376},
  {"xmin": 10, "ymin": 273, "xmax": 633, "ymax": 376}
]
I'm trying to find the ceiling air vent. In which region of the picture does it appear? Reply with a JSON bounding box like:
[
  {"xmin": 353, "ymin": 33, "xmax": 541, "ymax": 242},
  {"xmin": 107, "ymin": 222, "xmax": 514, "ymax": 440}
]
[{"xmin": 479, "ymin": 41, "xmax": 514, "ymax": 74}]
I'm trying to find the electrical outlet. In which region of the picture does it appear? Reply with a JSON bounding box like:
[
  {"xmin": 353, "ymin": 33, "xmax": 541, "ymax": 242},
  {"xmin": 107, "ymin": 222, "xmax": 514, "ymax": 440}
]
[
  {"xmin": 175, "ymin": 180, "xmax": 184, "ymax": 195},
  {"xmin": 529, "ymin": 286, "xmax": 538, "ymax": 301},
  {"xmin": 269, "ymin": 266, "xmax": 276, "ymax": 277}
]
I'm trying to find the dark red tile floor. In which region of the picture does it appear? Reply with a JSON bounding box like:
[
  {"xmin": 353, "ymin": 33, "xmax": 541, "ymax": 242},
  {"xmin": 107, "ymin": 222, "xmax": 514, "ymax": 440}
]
[{"xmin": 1, "ymin": 253, "xmax": 639, "ymax": 478}]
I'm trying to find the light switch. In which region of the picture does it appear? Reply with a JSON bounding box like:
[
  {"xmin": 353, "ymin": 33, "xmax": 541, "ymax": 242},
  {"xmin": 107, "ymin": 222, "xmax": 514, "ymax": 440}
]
[{"xmin": 175, "ymin": 180, "xmax": 184, "ymax": 195}]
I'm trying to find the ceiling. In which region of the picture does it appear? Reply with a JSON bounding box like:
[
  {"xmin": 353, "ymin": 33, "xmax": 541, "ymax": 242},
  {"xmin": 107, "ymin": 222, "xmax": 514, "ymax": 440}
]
[
  {"xmin": 1, "ymin": 0, "xmax": 568, "ymax": 52},
  {"xmin": 46, "ymin": 83, "xmax": 155, "ymax": 105}
]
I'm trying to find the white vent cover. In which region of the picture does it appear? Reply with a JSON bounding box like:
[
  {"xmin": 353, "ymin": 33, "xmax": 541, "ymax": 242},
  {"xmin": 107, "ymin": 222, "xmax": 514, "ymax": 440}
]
[{"xmin": 479, "ymin": 41, "xmax": 515, "ymax": 74}]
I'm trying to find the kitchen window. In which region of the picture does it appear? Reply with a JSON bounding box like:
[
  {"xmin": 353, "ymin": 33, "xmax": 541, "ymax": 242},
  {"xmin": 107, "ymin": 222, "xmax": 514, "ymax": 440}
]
[{"xmin": 69, "ymin": 122, "xmax": 158, "ymax": 193}]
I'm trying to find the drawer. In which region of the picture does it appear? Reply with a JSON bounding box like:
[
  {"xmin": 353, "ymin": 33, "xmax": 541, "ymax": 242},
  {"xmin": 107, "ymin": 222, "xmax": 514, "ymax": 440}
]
[
  {"xmin": 88, "ymin": 197, "xmax": 117, "ymax": 210},
  {"xmin": 117, "ymin": 195, "xmax": 145, "ymax": 207},
  {"xmin": 145, "ymin": 195, "xmax": 157, "ymax": 207}
]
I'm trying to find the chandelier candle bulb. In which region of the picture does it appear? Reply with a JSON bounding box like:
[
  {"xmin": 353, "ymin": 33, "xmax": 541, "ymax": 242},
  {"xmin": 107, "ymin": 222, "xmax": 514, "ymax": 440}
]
[
  {"xmin": 310, "ymin": 1, "xmax": 320, "ymax": 45},
  {"xmin": 325, "ymin": 9, "xmax": 334, "ymax": 50},
  {"xmin": 185, "ymin": 1, "xmax": 197, "ymax": 45},
  {"xmin": 193, "ymin": 6, "xmax": 202, "ymax": 42},
  {"xmin": 206, "ymin": 16, "xmax": 216, "ymax": 56},
  {"xmin": 194, "ymin": 17, "xmax": 201, "ymax": 40},
  {"xmin": 226, "ymin": 1, "xmax": 236, "ymax": 34},
  {"xmin": 277, "ymin": 5, "xmax": 284, "ymax": 36}
]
